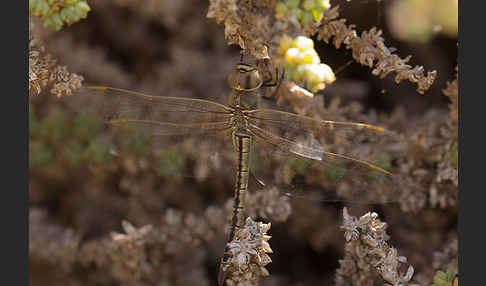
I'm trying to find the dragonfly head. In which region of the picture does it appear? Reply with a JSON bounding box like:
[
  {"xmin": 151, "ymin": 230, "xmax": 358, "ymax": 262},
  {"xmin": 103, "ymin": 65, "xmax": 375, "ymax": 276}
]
[{"xmin": 228, "ymin": 63, "xmax": 263, "ymax": 92}]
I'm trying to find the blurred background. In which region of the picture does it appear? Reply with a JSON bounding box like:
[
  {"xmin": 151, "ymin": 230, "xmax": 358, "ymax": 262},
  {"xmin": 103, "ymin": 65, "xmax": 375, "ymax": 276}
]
[{"xmin": 29, "ymin": 0, "xmax": 458, "ymax": 285}]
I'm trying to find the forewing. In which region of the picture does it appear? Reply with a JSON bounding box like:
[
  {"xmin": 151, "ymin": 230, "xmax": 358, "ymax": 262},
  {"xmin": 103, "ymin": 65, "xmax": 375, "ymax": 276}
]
[
  {"xmin": 71, "ymin": 86, "xmax": 236, "ymax": 180},
  {"xmin": 75, "ymin": 86, "xmax": 236, "ymax": 142},
  {"xmin": 85, "ymin": 86, "xmax": 233, "ymax": 124}
]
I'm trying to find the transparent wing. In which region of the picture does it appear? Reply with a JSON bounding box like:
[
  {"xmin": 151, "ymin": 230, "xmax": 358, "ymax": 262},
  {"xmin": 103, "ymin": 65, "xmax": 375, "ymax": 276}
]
[
  {"xmin": 74, "ymin": 86, "xmax": 236, "ymax": 180},
  {"xmin": 76, "ymin": 86, "xmax": 236, "ymax": 143},
  {"xmin": 245, "ymin": 108, "xmax": 393, "ymax": 156},
  {"xmin": 84, "ymin": 86, "xmax": 234, "ymax": 126},
  {"xmin": 246, "ymin": 109, "xmax": 402, "ymax": 204}
]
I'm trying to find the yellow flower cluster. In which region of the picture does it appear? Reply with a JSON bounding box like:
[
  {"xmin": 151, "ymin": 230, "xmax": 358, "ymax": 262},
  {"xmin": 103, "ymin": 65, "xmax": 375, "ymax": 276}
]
[
  {"xmin": 278, "ymin": 35, "xmax": 335, "ymax": 92},
  {"xmin": 275, "ymin": 0, "xmax": 331, "ymax": 26}
]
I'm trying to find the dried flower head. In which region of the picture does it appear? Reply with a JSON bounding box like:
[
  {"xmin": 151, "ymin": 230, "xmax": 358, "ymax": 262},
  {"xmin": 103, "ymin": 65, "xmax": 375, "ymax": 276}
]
[
  {"xmin": 336, "ymin": 208, "xmax": 418, "ymax": 286},
  {"xmin": 221, "ymin": 217, "xmax": 272, "ymax": 286},
  {"xmin": 29, "ymin": 28, "xmax": 83, "ymax": 97}
]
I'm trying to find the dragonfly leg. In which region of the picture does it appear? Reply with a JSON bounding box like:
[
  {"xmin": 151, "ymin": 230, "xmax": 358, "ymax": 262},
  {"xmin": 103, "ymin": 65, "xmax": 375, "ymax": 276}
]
[
  {"xmin": 262, "ymin": 69, "xmax": 285, "ymax": 102},
  {"xmin": 261, "ymin": 58, "xmax": 279, "ymax": 87}
]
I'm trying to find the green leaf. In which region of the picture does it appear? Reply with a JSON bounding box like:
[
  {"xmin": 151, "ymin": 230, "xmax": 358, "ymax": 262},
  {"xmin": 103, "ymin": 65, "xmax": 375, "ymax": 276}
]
[
  {"xmin": 288, "ymin": 156, "xmax": 313, "ymax": 175},
  {"xmin": 64, "ymin": 140, "xmax": 84, "ymax": 167},
  {"xmin": 86, "ymin": 139, "xmax": 112, "ymax": 164},
  {"xmin": 157, "ymin": 149, "xmax": 186, "ymax": 178},
  {"xmin": 301, "ymin": 11, "xmax": 313, "ymax": 25},
  {"xmin": 29, "ymin": 104, "xmax": 38, "ymax": 138},
  {"xmin": 323, "ymin": 160, "xmax": 347, "ymax": 181},
  {"xmin": 30, "ymin": 142, "xmax": 52, "ymax": 167},
  {"xmin": 73, "ymin": 111, "xmax": 101, "ymax": 142},
  {"xmin": 40, "ymin": 108, "xmax": 70, "ymax": 144},
  {"xmin": 122, "ymin": 125, "xmax": 152, "ymax": 155},
  {"xmin": 368, "ymin": 153, "xmax": 392, "ymax": 181},
  {"xmin": 286, "ymin": 0, "xmax": 300, "ymax": 9},
  {"xmin": 448, "ymin": 143, "xmax": 458, "ymax": 169}
]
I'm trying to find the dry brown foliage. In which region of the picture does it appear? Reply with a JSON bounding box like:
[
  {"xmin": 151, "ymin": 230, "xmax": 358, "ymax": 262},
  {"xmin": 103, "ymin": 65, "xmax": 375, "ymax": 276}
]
[{"xmin": 29, "ymin": 1, "xmax": 457, "ymax": 286}]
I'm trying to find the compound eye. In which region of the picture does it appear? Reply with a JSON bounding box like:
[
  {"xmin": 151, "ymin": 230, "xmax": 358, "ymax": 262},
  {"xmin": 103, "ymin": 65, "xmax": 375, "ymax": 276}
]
[{"xmin": 227, "ymin": 66, "xmax": 262, "ymax": 91}]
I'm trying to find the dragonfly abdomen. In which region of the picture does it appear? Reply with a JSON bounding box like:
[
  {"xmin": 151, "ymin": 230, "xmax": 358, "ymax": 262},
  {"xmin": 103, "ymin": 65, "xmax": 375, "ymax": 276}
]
[
  {"xmin": 218, "ymin": 132, "xmax": 252, "ymax": 285},
  {"xmin": 232, "ymin": 132, "xmax": 251, "ymax": 229}
]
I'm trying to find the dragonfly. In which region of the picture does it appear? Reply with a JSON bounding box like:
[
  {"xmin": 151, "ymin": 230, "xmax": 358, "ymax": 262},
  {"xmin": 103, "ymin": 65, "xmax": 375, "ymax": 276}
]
[{"xmin": 85, "ymin": 61, "xmax": 399, "ymax": 285}]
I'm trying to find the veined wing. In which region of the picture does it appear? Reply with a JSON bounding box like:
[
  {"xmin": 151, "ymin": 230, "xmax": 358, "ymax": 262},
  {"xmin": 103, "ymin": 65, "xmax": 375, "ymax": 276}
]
[
  {"xmin": 83, "ymin": 86, "xmax": 234, "ymax": 135},
  {"xmin": 75, "ymin": 86, "xmax": 236, "ymax": 180},
  {"xmin": 246, "ymin": 109, "xmax": 401, "ymax": 204},
  {"xmin": 245, "ymin": 109, "xmax": 392, "ymax": 157}
]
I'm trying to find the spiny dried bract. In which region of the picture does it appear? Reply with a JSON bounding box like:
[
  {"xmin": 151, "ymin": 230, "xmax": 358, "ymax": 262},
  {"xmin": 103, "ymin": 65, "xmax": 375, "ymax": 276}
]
[
  {"xmin": 275, "ymin": 0, "xmax": 331, "ymax": 26},
  {"xmin": 317, "ymin": 8, "xmax": 437, "ymax": 94},
  {"xmin": 336, "ymin": 208, "xmax": 417, "ymax": 286},
  {"xmin": 29, "ymin": 0, "xmax": 90, "ymax": 30},
  {"xmin": 222, "ymin": 217, "xmax": 272, "ymax": 286},
  {"xmin": 29, "ymin": 35, "xmax": 84, "ymax": 97},
  {"xmin": 278, "ymin": 35, "xmax": 335, "ymax": 92}
]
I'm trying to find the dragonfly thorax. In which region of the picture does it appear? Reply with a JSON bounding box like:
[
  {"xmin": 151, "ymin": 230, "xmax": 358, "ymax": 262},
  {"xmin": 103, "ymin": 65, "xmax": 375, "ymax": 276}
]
[{"xmin": 229, "ymin": 108, "xmax": 250, "ymax": 133}]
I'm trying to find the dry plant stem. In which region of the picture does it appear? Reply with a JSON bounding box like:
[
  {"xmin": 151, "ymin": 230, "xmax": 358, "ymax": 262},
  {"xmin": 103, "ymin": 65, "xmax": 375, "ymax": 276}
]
[
  {"xmin": 316, "ymin": 7, "xmax": 437, "ymax": 94},
  {"xmin": 29, "ymin": 1, "xmax": 456, "ymax": 285},
  {"xmin": 207, "ymin": 0, "xmax": 281, "ymax": 60},
  {"xmin": 336, "ymin": 208, "xmax": 418, "ymax": 286},
  {"xmin": 207, "ymin": 1, "xmax": 436, "ymax": 94}
]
